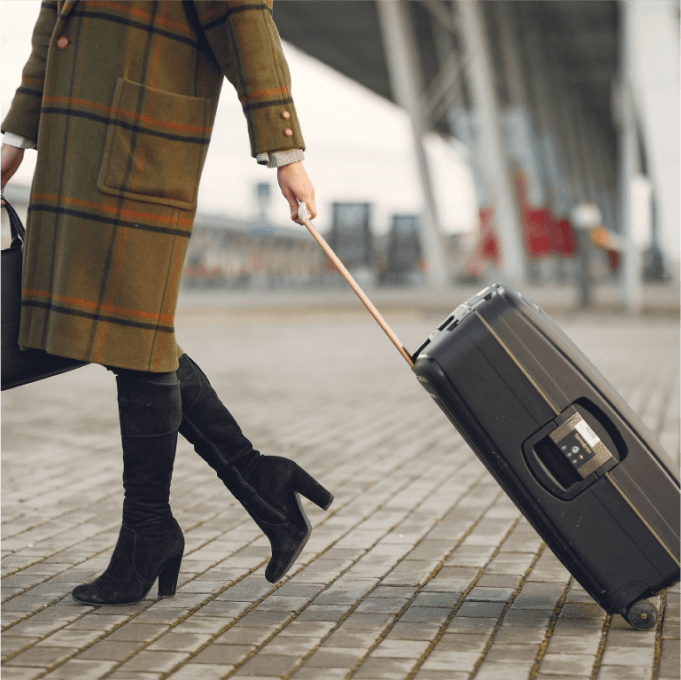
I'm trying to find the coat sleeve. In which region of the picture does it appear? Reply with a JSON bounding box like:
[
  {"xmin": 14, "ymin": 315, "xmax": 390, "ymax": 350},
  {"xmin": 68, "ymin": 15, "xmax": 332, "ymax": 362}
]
[
  {"xmin": 193, "ymin": 0, "xmax": 305, "ymax": 158},
  {"xmin": 1, "ymin": 1, "xmax": 58, "ymax": 144}
]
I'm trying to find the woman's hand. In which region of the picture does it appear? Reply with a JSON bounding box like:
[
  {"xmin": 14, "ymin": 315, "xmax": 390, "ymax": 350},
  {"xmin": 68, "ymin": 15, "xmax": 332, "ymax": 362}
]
[
  {"xmin": 1, "ymin": 143, "xmax": 25, "ymax": 206},
  {"xmin": 277, "ymin": 161, "xmax": 317, "ymax": 223}
]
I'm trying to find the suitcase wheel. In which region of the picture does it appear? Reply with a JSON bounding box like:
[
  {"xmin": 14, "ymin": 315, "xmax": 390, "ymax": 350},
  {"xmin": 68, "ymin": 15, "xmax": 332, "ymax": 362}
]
[{"xmin": 622, "ymin": 599, "xmax": 658, "ymax": 630}]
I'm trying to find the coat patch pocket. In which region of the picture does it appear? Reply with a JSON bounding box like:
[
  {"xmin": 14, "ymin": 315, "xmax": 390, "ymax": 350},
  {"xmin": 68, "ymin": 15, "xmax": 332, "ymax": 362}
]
[{"xmin": 98, "ymin": 78, "xmax": 211, "ymax": 210}]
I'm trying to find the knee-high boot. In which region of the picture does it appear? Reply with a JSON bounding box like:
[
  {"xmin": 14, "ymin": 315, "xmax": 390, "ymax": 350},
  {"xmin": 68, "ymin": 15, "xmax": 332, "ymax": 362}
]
[
  {"xmin": 72, "ymin": 374, "xmax": 185, "ymax": 605},
  {"xmin": 176, "ymin": 353, "xmax": 333, "ymax": 583}
]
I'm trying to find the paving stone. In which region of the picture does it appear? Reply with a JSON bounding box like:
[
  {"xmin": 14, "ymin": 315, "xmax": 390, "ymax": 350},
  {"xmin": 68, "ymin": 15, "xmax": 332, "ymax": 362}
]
[
  {"xmin": 303, "ymin": 646, "xmax": 366, "ymax": 667},
  {"xmin": 170, "ymin": 617, "xmax": 232, "ymax": 635},
  {"xmin": 237, "ymin": 610, "xmax": 294, "ymax": 628},
  {"xmin": 413, "ymin": 672, "xmax": 468, "ymax": 680},
  {"xmin": 502, "ymin": 609, "xmax": 553, "ymax": 626},
  {"xmin": 485, "ymin": 642, "xmax": 541, "ymax": 662},
  {"xmin": 273, "ymin": 584, "xmax": 325, "ymax": 599},
  {"xmin": 475, "ymin": 661, "xmax": 534, "ymax": 680},
  {"xmin": 185, "ymin": 598, "xmax": 251, "ymax": 619},
  {"xmin": 1, "ymin": 636, "xmax": 40, "ymax": 659},
  {"xmin": 434, "ymin": 632, "xmax": 488, "ymax": 652},
  {"xmin": 192, "ymin": 643, "xmax": 255, "ymax": 665},
  {"xmin": 420, "ymin": 650, "xmax": 480, "ymax": 672},
  {"xmin": 260, "ymin": 636, "xmax": 320, "ymax": 656},
  {"xmin": 355, "ymin": 598, "xmax": 408, "ymax": 614},
  {"xmin": 3, "ymin": 619, "xmax": 69, "ymax": 638},
  {"xmin": 551, "ymin": 618, "xmax": 604, "ymax": 636},
  {"xmin": 36, "ymin": 627, "xmax": 104, "ymax": 648},
  {"xmin": 398, "ymin": 606, "xmax": 450, "ymax": 624},
  {"xmin": 412, "ymin": 591, "xmax": 462, "ymax": 608},
  {"xmin": 558, "ymin": 600, "xmax": 605, "ymax": 618},
  {"xmin": 275, "ymin": 621, "xmax": 337, "ymax": 638},
  {"xmin": 292, "ymin": 668, "xmax": 348, "ymax": 680},
  {"xmin": 597, "ymin": 666, "xmax": 654, "ymax": 680},
  {"xmin": 0, "ymin": 667, "xmax": 50, "ymax": 680},
  {"xmin": 166, "ymin": 663, "xmax": 234, "ymax": 680},
  {"xmin": 371, "ymin": 639, "xmax": 430, "ymax": 658},
  {"xmin": 322, "ymin": 630, "xmax": 375, "ymax": 650},
  {"xmin": 540, "ymin": 652, "xmax": 597, "ymax": 676},
  {"xmin": 213, "ymin": 627, "xmax": 274, "ymax": 646},
  {"xmin": 466, "ymin": 586, "xmax": 515, "ymax": 603},
  {"xmin": 115, "ymin": 650, "xmax": 190, "ymax": 673},
  {"xmin": 107, "ymin": 623, "xmax": 170, "ymax": 642},
  {"xmin": 546, "ymin": 634, "xmax": 601, "ymax": 655},
  {"xmin": 66, "ymin": 614, "xmax": 129, "ymax": 631},
  {"xmin": 600, "ymin": 645, "xmax": 655, "ymax": 667},
  {"xmin": 77, "ymin": 640, "xmax": 145, "ymax": 660},
  {"xmin": 42, "ymin": 660, "xmax": 118, "ymax": 679},
  {"xmin": 512, "ymin": 582, "xmax": 565, "ymax": 609},
  {"xmin": 147, "ymin": 631, "xmax": 214, "ymax": 652},
  {"xmin": 236, "ymin": 653, "xmax": 299, "ymax": 676},
  {"xmin": 657, "ymin": 639, "xmax": 681, "ymax": 680},
  {"xmin": 296, "ymin": 604, "xmax": 350, "ymax": 621},
  {"xmin": 456, "ymin": 601, "xmax": 506, "ymax": 619},
  {"xmin": 336, "ymin": 613, "xmax": 395, "ymax": 630},
  {"xmin": 493, "ymin": 625, "xmax": 546, "ymax": 644},
  {"xmin": 353, "ymin": 656, "xmax": 416, "ymax": 679},
  {"xmin": 4, "ymin": 645, "xmax": 74, "ymax": 667}
]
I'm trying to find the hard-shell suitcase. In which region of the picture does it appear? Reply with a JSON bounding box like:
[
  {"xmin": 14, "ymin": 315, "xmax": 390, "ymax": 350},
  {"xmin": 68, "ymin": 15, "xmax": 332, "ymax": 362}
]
[
  {"xmin": 296, "ymin": 204, "xmax": 680, "ymax": 630},
  {"xmin": 412, "ymin": 283, "xmax": 680, "ymax": 630}
]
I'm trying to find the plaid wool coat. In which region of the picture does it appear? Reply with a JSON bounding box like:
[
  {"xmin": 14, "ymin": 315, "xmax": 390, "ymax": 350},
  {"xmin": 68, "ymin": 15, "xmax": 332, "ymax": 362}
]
[{"xmin": 2, "ymin": 0, "xmax": 305, "ymax": 372}]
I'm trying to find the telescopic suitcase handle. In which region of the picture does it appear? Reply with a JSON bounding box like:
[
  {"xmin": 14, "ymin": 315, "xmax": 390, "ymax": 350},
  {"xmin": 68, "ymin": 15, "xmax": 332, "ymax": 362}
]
[{"xmin": 297, "ymin": 203, "xmax": 414, "ymax": 369}]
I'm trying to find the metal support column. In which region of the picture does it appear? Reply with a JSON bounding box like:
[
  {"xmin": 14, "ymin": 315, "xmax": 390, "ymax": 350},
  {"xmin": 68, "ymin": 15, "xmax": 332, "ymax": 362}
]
[
  {"xmin": 523, "ymin": 30, "xmax": 572, "ymax": 219},
  {"xmin": 456, "ymin": 0, "xmax": 525, "ymax": 285},
  {"xmin": 376, "ymin": 0, "xmax": 449, "ymax": 288},
  {"xmin": 618, "ymin": 0, "xmax": 643, "ymax": 312},
  {"xmin": 495, "ymin": 2, "xmax": 546, "ymax": 208}
]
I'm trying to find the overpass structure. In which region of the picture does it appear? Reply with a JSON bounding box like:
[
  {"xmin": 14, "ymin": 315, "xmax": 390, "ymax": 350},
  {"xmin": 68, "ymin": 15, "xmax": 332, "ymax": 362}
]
[{"xmin": 274, "ymin": 0, "xmax": 679, "ymax": 309}]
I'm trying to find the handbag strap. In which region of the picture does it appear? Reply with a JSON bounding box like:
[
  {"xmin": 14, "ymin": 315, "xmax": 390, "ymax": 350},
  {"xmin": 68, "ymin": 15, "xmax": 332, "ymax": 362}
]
[{"xmin": 1, "ymin": 194, "xmax": 25, "ymax": 247}]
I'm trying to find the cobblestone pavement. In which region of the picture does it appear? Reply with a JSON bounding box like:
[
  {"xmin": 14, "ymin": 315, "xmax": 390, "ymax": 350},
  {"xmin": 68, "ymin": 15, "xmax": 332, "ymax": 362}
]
[{"xmin": 2, "ymin": 304, "xmax": 679, "ymax": 680}]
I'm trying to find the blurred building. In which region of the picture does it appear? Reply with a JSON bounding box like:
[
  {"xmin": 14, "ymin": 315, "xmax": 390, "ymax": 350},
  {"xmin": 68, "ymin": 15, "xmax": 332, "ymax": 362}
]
[
  {"xmin": 275, "ymin": 0, "xmax": 680, "ymax": 307},
  {"xmin": 183, "ymin": 211, "xmax": 334, "ymax": 290}
]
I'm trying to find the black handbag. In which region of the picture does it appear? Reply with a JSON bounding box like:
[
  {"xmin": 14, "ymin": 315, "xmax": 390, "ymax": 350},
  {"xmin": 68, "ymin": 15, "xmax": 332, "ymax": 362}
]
[{"xmin": 1, "ymin": 195, "xmax": 86, "ymax": 390}]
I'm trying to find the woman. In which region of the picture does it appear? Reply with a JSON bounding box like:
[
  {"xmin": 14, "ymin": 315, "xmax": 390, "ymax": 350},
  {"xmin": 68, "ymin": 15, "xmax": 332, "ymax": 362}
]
[{"xmin": 1, "ymin": 0, "xmax": 333, "ymax": 605}]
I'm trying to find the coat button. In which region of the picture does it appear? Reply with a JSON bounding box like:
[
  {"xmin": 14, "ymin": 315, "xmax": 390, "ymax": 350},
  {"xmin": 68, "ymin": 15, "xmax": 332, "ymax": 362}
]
[
  {"xmin": 281, "ymin": 110, "xmax": 291, "ymax": 120},
  {"xmin": 56, "ymin": 36, "xmax": 69, "ymax": 50},
  {"xmin": 283, "ymin": 128, "xmax": 293, "ymax": 137}
]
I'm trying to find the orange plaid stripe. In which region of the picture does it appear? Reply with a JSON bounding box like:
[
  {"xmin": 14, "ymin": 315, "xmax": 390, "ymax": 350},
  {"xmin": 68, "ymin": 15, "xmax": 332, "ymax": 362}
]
[
  {"xmin": 31, "ymin": 194, "xmax": 194, "ymax": 229},
  {"xmin": 239, "ymin": 86, "xmax": 290, "ymax": 104},
  {"xmin": 42, "ymin": 96, "xmax": 213, "ymax": 135},
  {"xmin": 90, "ymin": 1, "xmax": 193, "ymax": 34},
  {"xmin": 22, "ymin": 289, "xmax": 175, "ymax": 324}
]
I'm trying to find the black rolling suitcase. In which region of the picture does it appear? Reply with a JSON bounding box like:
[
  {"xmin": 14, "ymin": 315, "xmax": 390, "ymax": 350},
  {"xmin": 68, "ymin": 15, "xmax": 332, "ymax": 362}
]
[{"xmin": 297, "ymin": 205, "xmax": 680, "ymax": 630}]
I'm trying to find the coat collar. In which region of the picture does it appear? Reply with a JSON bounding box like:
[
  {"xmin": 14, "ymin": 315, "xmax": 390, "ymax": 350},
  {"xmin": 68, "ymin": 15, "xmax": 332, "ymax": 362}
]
[{"xmin": 57, "ymin": 0, "xmax": 78, "ymax": 18}]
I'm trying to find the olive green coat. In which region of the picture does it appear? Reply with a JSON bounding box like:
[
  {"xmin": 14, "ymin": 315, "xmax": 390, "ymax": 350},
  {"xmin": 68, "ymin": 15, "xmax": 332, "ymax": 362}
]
[{"xmin": 2, "ymin": 0, "xmax": 304, "ymax": 371}]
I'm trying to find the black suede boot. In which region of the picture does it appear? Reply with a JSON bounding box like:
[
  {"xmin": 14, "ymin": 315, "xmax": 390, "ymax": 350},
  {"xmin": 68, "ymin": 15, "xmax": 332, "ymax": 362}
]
[
  {"xmin": 72, "ymin": 374, "xmax": 185, "ymax": 605},
  {"xmin": 176, "ymin": 353, "xmax": 333, "ymax": 582}
]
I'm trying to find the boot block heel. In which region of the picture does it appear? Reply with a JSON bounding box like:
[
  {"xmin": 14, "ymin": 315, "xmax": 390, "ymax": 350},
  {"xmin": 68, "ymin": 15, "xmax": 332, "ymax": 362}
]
[
  {"xmin": 293, "ymin": 465, "xmax": 334, "ymax": 511},
  {"xmin": 158, "ymin": 552, "xmax": 183, "ymax": 597}
]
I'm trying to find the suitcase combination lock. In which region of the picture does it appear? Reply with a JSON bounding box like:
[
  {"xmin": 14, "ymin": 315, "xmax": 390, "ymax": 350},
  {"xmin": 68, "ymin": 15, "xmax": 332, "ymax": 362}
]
[{"xmin": 550, "ymin": 411, "xmax": 614, "ymax": 479}]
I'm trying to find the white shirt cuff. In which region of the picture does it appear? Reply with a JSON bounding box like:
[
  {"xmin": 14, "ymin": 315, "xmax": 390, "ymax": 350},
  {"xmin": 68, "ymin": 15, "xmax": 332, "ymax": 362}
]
[
  {"xmin": 256, "ymin": 148, "xmax": 304, "ymax": 168},
  {"xmin": 3, "ymin": 132, "xmax": 36, "ymax": 149}
]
